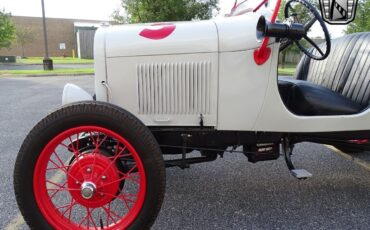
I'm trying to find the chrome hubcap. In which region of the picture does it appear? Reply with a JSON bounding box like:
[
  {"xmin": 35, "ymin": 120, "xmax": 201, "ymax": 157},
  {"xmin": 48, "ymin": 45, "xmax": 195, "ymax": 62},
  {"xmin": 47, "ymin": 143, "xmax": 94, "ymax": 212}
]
[{"xmin": 81, "ymin": 182, "xmax": 96, "ymax": 199}]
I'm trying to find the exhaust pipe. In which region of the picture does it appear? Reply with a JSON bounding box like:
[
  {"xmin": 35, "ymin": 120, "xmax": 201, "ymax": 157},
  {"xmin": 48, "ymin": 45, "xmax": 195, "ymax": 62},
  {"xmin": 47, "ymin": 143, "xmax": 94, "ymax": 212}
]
[{"xmin": 256, "ymin": 16, "xmax": 306, "ymax": 40}]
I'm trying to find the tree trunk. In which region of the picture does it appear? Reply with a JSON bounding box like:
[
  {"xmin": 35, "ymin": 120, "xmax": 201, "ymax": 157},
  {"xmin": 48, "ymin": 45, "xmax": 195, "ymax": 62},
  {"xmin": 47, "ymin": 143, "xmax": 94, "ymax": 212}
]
[
  {"xmin": 281, "ymin": 50, "xmax": 286, "ymax": 69},
  {"xmin": 21, "ymin": 44, "xmax": 25, "ymax": 58}
]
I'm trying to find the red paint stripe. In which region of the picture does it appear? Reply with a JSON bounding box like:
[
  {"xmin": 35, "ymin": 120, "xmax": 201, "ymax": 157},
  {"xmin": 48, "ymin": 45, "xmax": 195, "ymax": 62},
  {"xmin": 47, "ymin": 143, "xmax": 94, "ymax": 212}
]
[{"xmin": 139, "ymin": 23, "xmax": 176, "ymax": 40}]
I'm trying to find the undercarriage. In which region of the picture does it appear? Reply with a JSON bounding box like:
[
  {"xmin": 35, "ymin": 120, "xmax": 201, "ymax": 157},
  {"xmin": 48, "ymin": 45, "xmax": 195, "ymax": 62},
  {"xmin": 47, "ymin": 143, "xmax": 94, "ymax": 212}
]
[{"xmin": 151, "ymin": 127, "xmax": 370, "ymax": 178}]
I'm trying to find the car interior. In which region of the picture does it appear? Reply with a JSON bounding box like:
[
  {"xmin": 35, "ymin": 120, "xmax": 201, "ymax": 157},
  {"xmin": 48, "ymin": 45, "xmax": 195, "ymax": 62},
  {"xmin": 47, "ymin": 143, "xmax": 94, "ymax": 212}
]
[
  {"xmin": 278, "ymin": 32, "xmax": 370, "ymax": 116},
  {"xmin": 229, "ymin": 1, "xmax": 369, "ymax": 116}
]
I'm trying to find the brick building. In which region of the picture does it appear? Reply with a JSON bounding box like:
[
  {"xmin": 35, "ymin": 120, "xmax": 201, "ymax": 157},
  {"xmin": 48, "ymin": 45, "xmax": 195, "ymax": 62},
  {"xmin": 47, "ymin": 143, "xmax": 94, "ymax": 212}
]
[{"xmin": 0, "ymin": 16, "xmax": 107, "ymax": 58}]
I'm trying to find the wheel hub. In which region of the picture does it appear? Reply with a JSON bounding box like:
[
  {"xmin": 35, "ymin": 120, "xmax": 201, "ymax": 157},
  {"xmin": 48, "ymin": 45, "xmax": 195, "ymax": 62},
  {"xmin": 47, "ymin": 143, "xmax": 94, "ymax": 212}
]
[
  {"xmin": 67, "ymin": 153, "xmax": 121, "ymax": 208},
  {"xmin": 81, "ymin": 182, "xmax": 96, "ymax": 199}
]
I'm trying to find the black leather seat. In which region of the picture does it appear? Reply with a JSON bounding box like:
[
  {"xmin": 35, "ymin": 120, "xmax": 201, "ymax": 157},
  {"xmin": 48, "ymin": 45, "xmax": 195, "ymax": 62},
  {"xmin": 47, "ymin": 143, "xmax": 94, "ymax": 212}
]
[
  {"xmin": 279, "ymin": 32, "xmax": 370, "ymax": 116},
  {"xmin": 279, "ymin": 77, "xmax": 363, "ymax": 115}
]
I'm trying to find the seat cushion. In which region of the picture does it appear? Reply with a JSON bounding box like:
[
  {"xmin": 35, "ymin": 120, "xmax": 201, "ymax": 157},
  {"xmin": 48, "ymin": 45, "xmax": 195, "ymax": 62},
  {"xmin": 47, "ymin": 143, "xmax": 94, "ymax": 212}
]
[
  {"xmin": 279, "ymin": 78, "xmax": 364, "ymax": 116},
  {"xmin": 294, "ymin": 32, "xmax": 370, "ymax": 108}
]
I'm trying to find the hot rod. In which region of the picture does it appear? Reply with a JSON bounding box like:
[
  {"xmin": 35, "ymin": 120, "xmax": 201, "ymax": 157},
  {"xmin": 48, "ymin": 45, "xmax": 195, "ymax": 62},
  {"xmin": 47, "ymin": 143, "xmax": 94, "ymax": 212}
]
[{"xmin": 14, "ymin": 0, "xmax": 369, "ymax": 229}]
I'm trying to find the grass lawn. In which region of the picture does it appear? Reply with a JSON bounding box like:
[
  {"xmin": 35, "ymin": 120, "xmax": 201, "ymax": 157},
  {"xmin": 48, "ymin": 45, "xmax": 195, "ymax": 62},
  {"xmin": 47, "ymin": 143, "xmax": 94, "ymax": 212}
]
[
  {"xmin": 17, "ymin": 57, "xmax": 94, "ymax": 65},
  {"xmin": 0, "ymin": 68, "xmax": 94, "ymax": 75},
  {"xmin": 278, "ymin": 63, "xmax": 297, "ymax": 76},
  {"xmin": 278, "ymin": 67, "xmax": 296, "ymax": 76}
]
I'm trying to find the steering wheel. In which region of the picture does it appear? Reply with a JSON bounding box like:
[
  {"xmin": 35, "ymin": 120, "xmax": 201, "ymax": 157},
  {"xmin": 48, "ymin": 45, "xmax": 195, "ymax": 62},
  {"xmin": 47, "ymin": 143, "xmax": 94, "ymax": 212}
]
[{"xmin": 279, "ymin": 0, "xmax": 331, "ymax": 60}]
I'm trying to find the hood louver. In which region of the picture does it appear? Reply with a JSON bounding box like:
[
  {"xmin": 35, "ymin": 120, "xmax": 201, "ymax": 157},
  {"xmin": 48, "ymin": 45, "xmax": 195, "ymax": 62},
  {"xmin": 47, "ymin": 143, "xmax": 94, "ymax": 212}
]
[{"xmin": 137, "ymin": 61, "xmax": 212, "ymax": 115}]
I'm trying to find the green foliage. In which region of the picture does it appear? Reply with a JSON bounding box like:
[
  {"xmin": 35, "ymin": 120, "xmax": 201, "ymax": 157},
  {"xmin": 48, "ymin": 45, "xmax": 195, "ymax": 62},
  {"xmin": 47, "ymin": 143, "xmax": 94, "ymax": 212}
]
[
  {"xmin": 16, "ymin": 27, "xmax": 36, "ymax": 57},
  {"xmin": 112, "ymin": 0, "xmax": 219, "ymax": 24},
  {"xmin": 0, "ymin": 9, "xmax": 16, "ymax": 49},
  {"xmin": 278, "ymin": 0, "xmax": 316, "ymax": 24},
  {"xmin": 278, "ymin": 0, "xmax": 287, "ymax": 21},
  {"xmin": 345, "ymin": 0, "xmax": 370, "ymax": 34}
]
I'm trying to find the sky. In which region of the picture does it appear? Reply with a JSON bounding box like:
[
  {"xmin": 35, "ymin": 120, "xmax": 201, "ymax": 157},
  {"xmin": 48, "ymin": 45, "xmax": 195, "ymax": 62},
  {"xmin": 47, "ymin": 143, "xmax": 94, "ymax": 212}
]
[
  {"xmin": 0, "ymin": 0, "xmax": 345, "ymax": 38},
  {"xmin": 0, "ymin": 0, "xmax": 232, "ymax": 20}
]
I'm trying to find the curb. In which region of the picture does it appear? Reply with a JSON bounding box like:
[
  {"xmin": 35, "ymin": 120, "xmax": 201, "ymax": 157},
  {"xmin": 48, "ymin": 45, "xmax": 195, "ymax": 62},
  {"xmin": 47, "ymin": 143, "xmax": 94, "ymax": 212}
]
[
  {"xmin": 326, "ymin": 145, "xmax": 370, "ymax": 171},
  {"xmin": 0, "ymin": 73, "xmax": 94, "ymax": 77}
]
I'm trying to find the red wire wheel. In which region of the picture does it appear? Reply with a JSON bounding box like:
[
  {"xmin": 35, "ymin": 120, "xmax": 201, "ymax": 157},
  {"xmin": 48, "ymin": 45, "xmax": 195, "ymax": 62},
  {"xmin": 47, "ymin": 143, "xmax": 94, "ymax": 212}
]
[
  {"xmin": 34, "ymin": 126, "xmax": 146, "ymax": 229},
  {"xmin": 14, "ymin": 102, "xmax": 166, "ymax": 230}
]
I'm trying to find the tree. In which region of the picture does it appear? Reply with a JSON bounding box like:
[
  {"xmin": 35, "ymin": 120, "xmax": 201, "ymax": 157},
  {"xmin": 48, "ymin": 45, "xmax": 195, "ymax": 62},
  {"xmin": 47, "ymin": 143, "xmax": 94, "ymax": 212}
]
[
  {"xmin": 112, "ymin": 0, "xmax": 219, "ymax": 24},
  {"xmin": 344, "ymin": 0, "xmax": 370, "ymax": 34},
  {"xmin": 16, "ymin": 27, "xmax": 35, "ymax": 57},
  {"xmin": 0, "ymin": 9, "xmax": 16, "ymax": 49}
]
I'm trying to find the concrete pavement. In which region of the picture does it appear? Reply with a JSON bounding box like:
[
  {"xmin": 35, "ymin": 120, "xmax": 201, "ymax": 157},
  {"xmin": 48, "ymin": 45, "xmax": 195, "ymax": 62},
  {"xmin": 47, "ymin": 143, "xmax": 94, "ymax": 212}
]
[{"xmin": 0, "ymin": 76, "xmax": 369, "ymax": 230}]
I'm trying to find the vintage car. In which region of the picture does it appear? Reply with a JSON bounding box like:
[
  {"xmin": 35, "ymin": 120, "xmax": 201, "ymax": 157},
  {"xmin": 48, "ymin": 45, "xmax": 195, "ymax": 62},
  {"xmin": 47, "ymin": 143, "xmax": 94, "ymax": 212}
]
[{"xmin": 13, "ymin": 0, "xmax": 369, "ymax": 229}]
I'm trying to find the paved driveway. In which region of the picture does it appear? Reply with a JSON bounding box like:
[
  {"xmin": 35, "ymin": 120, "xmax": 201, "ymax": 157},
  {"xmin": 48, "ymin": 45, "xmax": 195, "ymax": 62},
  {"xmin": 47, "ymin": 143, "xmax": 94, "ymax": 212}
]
[{"xmin": 0, "ymin": 76, "xmax": 369, "ymax": 230}]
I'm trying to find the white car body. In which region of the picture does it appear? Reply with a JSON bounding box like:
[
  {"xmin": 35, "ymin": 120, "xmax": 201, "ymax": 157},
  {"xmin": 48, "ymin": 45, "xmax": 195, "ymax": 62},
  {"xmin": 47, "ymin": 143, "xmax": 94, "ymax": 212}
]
[{"xmin": 63, "ymin": 7, "xmax": 369, "ymax": 133}]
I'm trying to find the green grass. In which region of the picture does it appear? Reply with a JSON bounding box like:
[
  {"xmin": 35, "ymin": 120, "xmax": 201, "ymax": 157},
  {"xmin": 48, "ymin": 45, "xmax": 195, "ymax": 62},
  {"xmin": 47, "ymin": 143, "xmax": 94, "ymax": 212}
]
[
  {"xmin": 278, "ymin": 63, "xmax": 297, "ymax": 75},
  {"xmin": 17, "ymin": 57, "xmax": 94, "ymax": 65},
  {"xmin": 279, "ymin": 63, "xmax": 297, "ymax": 68},
  {"xmin": 278, "ymin": 67, "xmax": 296, "ymax": 76},
  {"xmin": 0, "ymin": 68, "xmax": 94, "ymax": 75}
]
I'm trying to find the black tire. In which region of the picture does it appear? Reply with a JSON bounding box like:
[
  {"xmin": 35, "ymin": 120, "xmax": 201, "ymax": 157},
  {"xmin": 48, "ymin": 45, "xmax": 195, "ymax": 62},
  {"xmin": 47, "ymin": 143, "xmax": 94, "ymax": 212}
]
[{"xmin": 14, "ymin": 101, "xmax": 166, "ymax": 230}]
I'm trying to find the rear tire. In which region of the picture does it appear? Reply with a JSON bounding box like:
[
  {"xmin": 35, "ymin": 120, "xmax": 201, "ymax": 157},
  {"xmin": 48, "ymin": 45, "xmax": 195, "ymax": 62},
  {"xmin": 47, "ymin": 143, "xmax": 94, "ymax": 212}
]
[{"xmin": 14, "ymin": 101, "xmax": 166, "ymax": 230}]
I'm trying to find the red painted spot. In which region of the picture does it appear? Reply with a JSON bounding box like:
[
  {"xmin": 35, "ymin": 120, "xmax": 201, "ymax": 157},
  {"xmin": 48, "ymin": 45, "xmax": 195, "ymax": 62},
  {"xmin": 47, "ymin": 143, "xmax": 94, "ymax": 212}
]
[
  {"xmin": 349, "ymin": 139, "xmax": 368, "ymax": 144},
  {"xmin": 139, "ymin": 23, "xmax": 176, "ymax": 40},
  {"xmin": 253, "ymin": 47, "xmax": 271, "ymax": 65}
]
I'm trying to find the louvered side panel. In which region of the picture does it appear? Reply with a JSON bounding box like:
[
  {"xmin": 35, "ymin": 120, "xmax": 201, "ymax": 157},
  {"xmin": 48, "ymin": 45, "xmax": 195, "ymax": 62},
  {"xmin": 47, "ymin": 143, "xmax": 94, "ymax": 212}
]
[{"xmin": 138, "ymin": 61, "xmax": 211, "ymax": 115}]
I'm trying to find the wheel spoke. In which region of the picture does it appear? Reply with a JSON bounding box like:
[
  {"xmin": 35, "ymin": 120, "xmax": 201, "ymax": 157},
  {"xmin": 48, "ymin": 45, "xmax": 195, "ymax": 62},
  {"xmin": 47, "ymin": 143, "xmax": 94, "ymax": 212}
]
[
  {"xmin": 117, "ymin": 171, "xmax": 140, "ymax": 184},
  {"xmin": 103, "ymin": 192, "xmax": 136, "ymax": 212},
  {"xmin": 88, "ymin": 133, "xmax": 108, "ymax": 181},
  {"xmin": 103, "ymin": 192, "xmax": 138, "ymax": 205},
  {"xmin": 68, "ymin": 136, "xmax": 78, "ymax": 153},
  {"xmin": 91, "ymin": 132, "xmax": 108, "ymax": 150},
  {"xmin": 88, "ymin": 132, "xmax": 99, "ymax": 147},
  {"xmin": 51, "ymin": 151, "xmax": 67, "ymax": 169},
  {"xmin": 49, "ymin": 181, "xmax": 67, "ymax": 199},
  {"xmin": 49, "ymin": 152, "xmax": 80, "ymax": 182},
  {"xmin": 102, "ymin": 203, "xmax": 120, "ymax": 225},
  {"xmin": 98, "ymin": 165, "xmax": 138, "ymax": 189},
  {"xmin": 304, "ymin": 35, "xmax": 324, "ymax": 56},
  {"xmin": 304, "ymin": 17, "xmax": 317, "ymax": 31},
  {"xmin": 121, "ymin": 195, "xmax": 131, "ymax": 211},
  {"xmin": 46, "ymin": 180, "xmax": 66, "ymax": 189},
  {"xmin": 60, "ymin": 199, "xmax": 76, "ymax": 222},
  {"xmin": 279, "ymin": 39, "xmax": 294, "ymax": 52},
  {"xmin": 86, "ymin": 208, "xmax": 98, "ymax": 230},
  {"xmin": 59, "ymin": 138, "xmax": 86, "ymax": 181},
  {"xmin": 78, "ymin": 209, "xmax": 89, "ymax": 227},
  {"xmin": 46, "ymin": 165, "xmax": 69, "ymax": 171},
  {"xmin": 47, "ymin": 187, "xmax": 80, "ymax": 192},
  {"xmin": 90, "ymin": 150, "xmax": 97, "ymax": 181},
  {"xmin": 95, "ymin": 144, "xmax": 127, "ymax": 182},
  {"xmin": 107, "ymin": 152, "xmax": 132, "ymax": 160},
  {"xmin": 55, "ymin": 200, "xmax": 75, "ymax": 212}
]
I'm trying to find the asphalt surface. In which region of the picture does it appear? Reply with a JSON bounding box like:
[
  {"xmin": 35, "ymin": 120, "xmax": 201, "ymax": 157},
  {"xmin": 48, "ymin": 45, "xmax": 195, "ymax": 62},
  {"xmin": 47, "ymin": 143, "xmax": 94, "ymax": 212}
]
[
  {"xmin": 0, "ymin": 63, "xmax": 93, "ymax": 70},
  {"xmin": 0, "ymin": 76, "xmax": 369, "ymax": 230}
]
